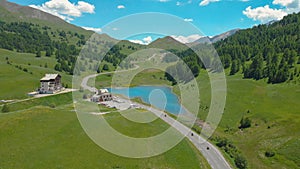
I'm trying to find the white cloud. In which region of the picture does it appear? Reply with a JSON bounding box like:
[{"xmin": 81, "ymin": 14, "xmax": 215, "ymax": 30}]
[
  {"xmin": 199, "ymin": 0, "xmax": 220, "ymax": 6},
  {"xmin": 176, "ymin": 0, "xmax": 192, "ymax": 6},
  {"xmin": 82, "ymin": 26, "xmax": 102, "ymax": 33},
  {"xmin": 240, "ymin": 0, "xmax": 250, "ymax": 2},
  {"xmin": 129, "ymin": 36, "xmax": 153, "ymax": 45},
  {"xmin": 159, "ymin": 0, "xmax": 170, "ymax": 2},
  {"xmin": 29, "ymin": 0, "xmax": 95, "ymax": 22},
  {"xmin": 129, "ymin": 40, "xmax": 145, "ymax": 45},
  {"xmin": 143, "ymin": 36, "xmax": 153, "ymax": 44},
  {"xmin": 273, "ymin": 0, "xmax": 300, "ymax": 12},
  {"xmin": 117, "ymin": 5, "xmax": 125, "ymax": 9},
  {"xmin": 243, "ymin": 5, "xmax": 287, "ymax": 22},
  {"xmin": 171, "ymin": 34, "xmax": 203, "ymax": 44},
  {"xmin": 184, "ymin": 18, "xmax": 193, "ymax": 22},
  {"xmin": 77, "ymin": 1, "xmax": 95, "ymax": 13},
  {"xmin": 176, "ymin": 1, "xmax": 183, "ymax": 6},
  {"xmin": 243, "ymin": 0, "xmax": 300, "ymax": 23}
]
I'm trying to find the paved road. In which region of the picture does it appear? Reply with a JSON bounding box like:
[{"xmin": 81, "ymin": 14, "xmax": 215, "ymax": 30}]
[
  {"xmin": 81, "ymin": 70, "xmax": 232, "ymax": 169},
  {"xmin": 137, "ymin": 104, "xmax": 232, "ymax": 169}
]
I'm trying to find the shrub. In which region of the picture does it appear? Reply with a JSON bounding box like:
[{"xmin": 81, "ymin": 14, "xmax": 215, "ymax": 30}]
[
  {"xmin": 23, "ymin": 68, "xmax": 28, "ymax": 72},
  {"xmin": 2, "ymin": 104, "xmax": 10, "ymax": 113},
  {"xmin": 79, "ymin": 87, "xmax": 84, "ymax": 92},
  {"xmin": 36, "ymin": 50, "xmax": 41, "ymax": 57},
  {"xmin": 48, "ymin": 103, "xmax": 56, "ymax": 108},
  {"xmin": 235, "ymin": 154, "xmax": 247, "ymax": 169},
  {"xmin": 265, "ymin": 151, "xmax": 275, "ymax": 157},
  {"xmin": 102, "ymin": 64, "xmax": 109, "ymax": 71},
  {"xmin": 83, "ymin": 94, "xmax": 88, "ymax": 99},
  {"xmin": 239, "ymin": 117, "xmax": 251, "ymax": 129},
  {"xmin": 216, "ymin": 137, "xmax": 228, "ymax": 148},
  {"xmin": 213, "ymin": 136, "xmax": 248, "ymax": 169}
]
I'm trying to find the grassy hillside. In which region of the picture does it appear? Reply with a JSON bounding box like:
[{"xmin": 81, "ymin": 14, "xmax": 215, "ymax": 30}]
[
  {"xmin": 91, "ymin": 69, "xmax": 171, "ymax": 88},
  {"xmin": 94, "ymin": 69, "xmax": 300, "ymax": 169},
  {"xmin": 0, "ymin": 0, "xmax": 92, "ymax": 38},
  {"xmin": 0, "ymin": 49, "xmax": 72, "ymax": 99},
  {"xmin": 0, "ymin": 94, "xmax": 210, "ymax": 169},
  {"xmin": 217, "ymin": 75, "xmax": 299, "ymax": 169},
  {"xmin": 149, "ymin": 36, "xmax": 189, "ymax": 52},
  {"xmin": 185, "ymin": 70, "xmax": 300, "ymax": 169}
]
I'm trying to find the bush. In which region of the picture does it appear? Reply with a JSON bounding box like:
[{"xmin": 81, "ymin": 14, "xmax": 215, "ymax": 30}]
[
  {"xmin": 36, "ymin": 50, "xmax": 41, "ymax": 57},
  {"xmin": 23, "ymin": 68, "xmax": 28, "ymax": 72},
  {"xmin": 79, "ymin": 87, "xmax": 84, "ymax": 92},
  {"xmin": 48, "ymin": 103, "xmax": 56, "ymax": 108},
  {"xmin": 213, "ymin": 136, "xmax": 248, "ymax": 169},
  {"xmin": 265, "ymin": 151, "xmax": 275, "ymax": 157},
  {"xmin": 102, "ymin": 64, "xmax": 109, "ymax": 71},
  {"xmin": 235, "ymin": 154, "xmax": 247, "ymax": 169},
  {"xmin": 216, "ymin": 137, "xmax": 228, "ymax": 148},
  {"xmin": 2, "ymin": 104, "xmax": 10, "ymax": 113},
  {"xmin": 239, "ymin": 117, "xmax": 251, "ymax": 129},
  {"xmin": 83, "ymin": 94, "xmax": 88, "ymax": 99}
]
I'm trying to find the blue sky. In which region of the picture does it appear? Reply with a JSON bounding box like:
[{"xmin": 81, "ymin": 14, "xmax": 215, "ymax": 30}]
[{"xmin": 8, "ymin": 0, "xmax": 300, "ymax": 43}]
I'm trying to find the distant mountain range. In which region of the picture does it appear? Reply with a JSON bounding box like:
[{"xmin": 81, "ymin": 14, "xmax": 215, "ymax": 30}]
[
  {"xmin": 1, "ymin": 0, "xmax": 299, "ymax": 84},
  {"xmin": 0, "ymin": 0, "xmax": 240, "ymax": 48},
  {"xmin": 187, "ymin": 29, "xmax": 240, "ymax": 45},
  {"xmin": 144, "ymin": 28, "xmax": 240, "ymax": 50}
]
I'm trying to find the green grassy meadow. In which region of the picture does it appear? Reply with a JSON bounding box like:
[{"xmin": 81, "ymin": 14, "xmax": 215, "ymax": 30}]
[
  {"xmin": 0, "ymin": 94, "xmax": 210, "ymax": 169},
  {"xmin": 214, "ymin": 74, "xmax": 300, "ymax": 169},
  {"xmin": 94, "ymin": 68, "xmax": 300, "ymax": 169},
  {"xmin": 0, "ymin": 49, "xmax": 73, "ymax": 100},
  {"xmin": 179, "ymin": 70, "xmax": 300, "ymax": 169},
  {"xmin": 91, "ymin": 69, "xmax": 171, "ymax": 89}
]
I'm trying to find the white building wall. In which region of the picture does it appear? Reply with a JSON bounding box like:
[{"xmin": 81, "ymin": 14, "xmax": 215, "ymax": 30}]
[{"xmin": 40, "ymin": 82, "xmax": 49, "ymax": 93}]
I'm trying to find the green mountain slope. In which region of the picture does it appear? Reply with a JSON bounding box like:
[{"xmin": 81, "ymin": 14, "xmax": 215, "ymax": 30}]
[
  {"xmin": 0, "ymin": 0, "xmax": 92, "ymax": 37},
  {"xmin": 215, "ymin": 12, "xmax": 300, "ymax": 83},
  {"xmin": 149, "ymin": 36, "xmax": 189, "ymax": 52}
]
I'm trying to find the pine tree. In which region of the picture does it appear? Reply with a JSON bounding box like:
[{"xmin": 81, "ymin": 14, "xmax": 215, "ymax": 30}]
[
  {"xmin": 36, "ymin": 50, "xmax": 41, "ymax": 57},
  {"xmin": 102, "ymin": 64, "xmax": 109, "ymax": 71},
  {"xmin": 230, "ymin": 60, "xmax": 239, "ymax": 75}
]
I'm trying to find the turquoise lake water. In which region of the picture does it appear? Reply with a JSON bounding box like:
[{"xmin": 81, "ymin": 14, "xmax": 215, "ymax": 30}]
[{"xmin": 109, "ymin": 86, "xmax": 186, "ymax": 114}]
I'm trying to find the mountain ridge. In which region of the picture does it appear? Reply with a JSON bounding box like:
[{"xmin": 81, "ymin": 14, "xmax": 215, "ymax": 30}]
[
  {"xmin": 0, "ymin": 0, "xmax": 92, "ymax": 37},
  {"xmin": 188, "ymin": 28, "xmax": 240, "ymax": 45}
]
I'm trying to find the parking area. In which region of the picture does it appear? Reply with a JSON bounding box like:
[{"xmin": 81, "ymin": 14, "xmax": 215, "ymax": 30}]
[{"xmin": 99, "ymin": 97, "xmax": 141, "ymax": 111}]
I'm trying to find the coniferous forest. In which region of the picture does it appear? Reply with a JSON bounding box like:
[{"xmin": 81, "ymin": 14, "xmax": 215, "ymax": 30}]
[
  {"xmin": 0, "ymin": 21, "xmax": 85, "ymax": 75},
  {"xmin": 215, "ymin": 12, "xmax": 300, "ymax": 83}
]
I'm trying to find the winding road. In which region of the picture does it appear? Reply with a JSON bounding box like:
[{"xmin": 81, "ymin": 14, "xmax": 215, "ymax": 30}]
[{"xmin": 80, "ymin": 69, "xmax": 232, "ymax": 169}]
